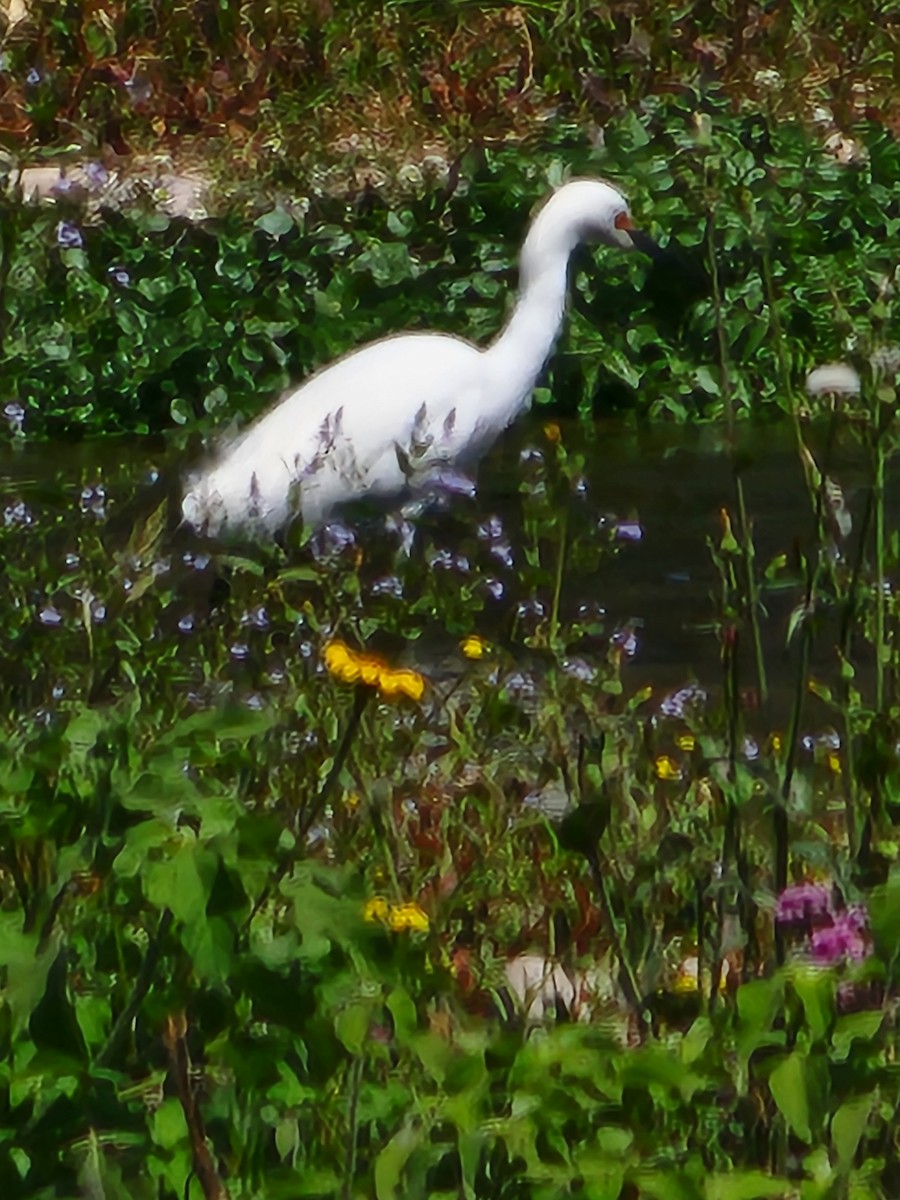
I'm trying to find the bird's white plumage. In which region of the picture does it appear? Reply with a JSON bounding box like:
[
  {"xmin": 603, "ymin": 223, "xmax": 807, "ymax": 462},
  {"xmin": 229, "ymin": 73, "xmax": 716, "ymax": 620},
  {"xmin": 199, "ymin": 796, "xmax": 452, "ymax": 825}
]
[{"xmin": 183, "ymin": 178, "xmax": 637, "ymax": 536}]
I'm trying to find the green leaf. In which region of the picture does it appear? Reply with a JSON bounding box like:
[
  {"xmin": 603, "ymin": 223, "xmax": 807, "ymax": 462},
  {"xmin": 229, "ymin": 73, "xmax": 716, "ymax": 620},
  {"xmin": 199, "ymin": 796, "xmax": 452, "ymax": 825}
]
[
  {"xmin": 0, "ymin": 914, "xmax": 58, "ymax": 1034},
  {"xmin": 182, "ymin": 913, "xmax": 233, "ymax": 982},
  {"xmin": 387, "ymin": 987, "xmax": 417, "ymax": 1040},
  {"xmin": 170, "ymin": 397, "xmax": 192, "ymax": 425},
  {"xmin": 705, "ymin": 1172, "xmax": 793, "ymax": 1199},
  {"xmin": 737, "ymin": 976, "xmax": 783, "ymax": 1031},
  {"xmin": 255, "ymin": 206, "xmax": 294, "ymax": 238},
  {"xmin": 869, "ymin": 865, "xmax": 900, "ymax": 963},
  {"xmin": 63, "ymin": 706, "xmax": 107, "ymax": 755},
  {"xmin": 143, "ymin": 840, "xmax": 215, "ymax": 924},
  {"xmin": 769, "ymin": 1051, "xmax": 810, "ymax": 1142},
  {"xmin": 150, "ymin": 1097, "xmax": 188, "ymax": 1150},
  {"xmin": 375, "ymin": 1123, "xmax": 421, "ymax": 1200},
  {"xmin": 274, "ymin": 1117, "xmax": 299, "ymax": 1163},
  {"xmin": 792, "ymin": 968, "xmax": 834, "ymax": 1042},
  {"xmin": 831, "ymin": 1096, "xmax": 870, "ymax": 1173},
  {"xmin": 334, "ymin": 1002, "xmax": 371, "ymax": 1056},
  {"xmin": 831, "ymin": 1009, "xmax": 884, "ymax": 1060}
]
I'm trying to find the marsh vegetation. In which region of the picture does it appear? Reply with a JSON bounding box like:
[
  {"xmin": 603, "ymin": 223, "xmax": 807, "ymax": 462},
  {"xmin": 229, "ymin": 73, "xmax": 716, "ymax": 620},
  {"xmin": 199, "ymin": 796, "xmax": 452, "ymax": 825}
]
[{"xmin": 2, "ymin": 3, "xmax": 900, "ymax": 1198}]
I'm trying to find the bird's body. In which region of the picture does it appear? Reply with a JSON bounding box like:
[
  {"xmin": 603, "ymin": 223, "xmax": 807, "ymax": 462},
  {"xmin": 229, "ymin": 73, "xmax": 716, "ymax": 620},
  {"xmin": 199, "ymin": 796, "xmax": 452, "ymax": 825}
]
[{"xmin": 182, "ymin": 179, "xmax": 645, "ymax": 537}]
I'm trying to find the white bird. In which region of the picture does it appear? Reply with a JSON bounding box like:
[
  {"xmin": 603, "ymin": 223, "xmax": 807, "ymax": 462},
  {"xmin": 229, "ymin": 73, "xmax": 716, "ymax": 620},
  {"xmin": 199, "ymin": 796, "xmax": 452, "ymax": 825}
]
[{"xmin": 182, "ymin": 178, "xmax": 652, "ymax": 537}]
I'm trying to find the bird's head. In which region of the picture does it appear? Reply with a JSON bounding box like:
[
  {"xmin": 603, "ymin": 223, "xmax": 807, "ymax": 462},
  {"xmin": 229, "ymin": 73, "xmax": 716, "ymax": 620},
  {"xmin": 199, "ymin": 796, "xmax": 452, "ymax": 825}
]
[{"xmin": 530, "ymin": 178, "xmax": 658, "ymax": 258}]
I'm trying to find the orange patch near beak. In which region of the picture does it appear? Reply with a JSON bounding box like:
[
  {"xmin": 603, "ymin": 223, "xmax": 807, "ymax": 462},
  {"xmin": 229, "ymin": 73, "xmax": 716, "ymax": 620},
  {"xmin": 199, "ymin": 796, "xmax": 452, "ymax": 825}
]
[{"xmin": 614, "ymin": 211, "xmax": 635, "ymax": 231}]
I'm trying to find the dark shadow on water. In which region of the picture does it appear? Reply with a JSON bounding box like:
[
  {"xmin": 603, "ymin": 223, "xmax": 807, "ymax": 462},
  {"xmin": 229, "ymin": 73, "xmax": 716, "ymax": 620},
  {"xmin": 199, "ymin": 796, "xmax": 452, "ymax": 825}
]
[{"xmin": 0, "ymin": 416, "xmax": 885, "ymax": 725}]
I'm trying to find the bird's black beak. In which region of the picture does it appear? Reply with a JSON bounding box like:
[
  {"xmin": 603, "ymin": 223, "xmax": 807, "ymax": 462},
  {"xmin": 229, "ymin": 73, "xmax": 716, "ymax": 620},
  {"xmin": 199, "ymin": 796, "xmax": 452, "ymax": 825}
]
[
  {"xmin": 614, "ymin": 211, "xmax": 664, "ymax": 261},
  {"xmin": 628, "ymin": 227, "xmax": 665, "ymax": 261}
]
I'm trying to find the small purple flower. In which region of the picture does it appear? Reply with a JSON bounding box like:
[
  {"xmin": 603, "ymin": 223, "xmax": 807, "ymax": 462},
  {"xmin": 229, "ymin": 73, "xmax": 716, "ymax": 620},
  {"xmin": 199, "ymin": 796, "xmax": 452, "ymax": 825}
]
[
  {"xmin": 84, "ymin": 161, "xmax": 109, "ymax": 188},
  {"xmin": 660, "ymin": 684, "xmax": 707, "ymax": 719},
  {"xmin": 477, "ymin": 515, "xmax": 504, "ymax": 541},
  {"xmin": 372, "ymin": 575, "xmax": 403, "ymax": 598},
  {"xmin": 56, "ymin": 221, "xmax": 83, "ymax": 250},
  {"xmin": 611, "ymin": 624, "xmax": 639, "ymax": 658},
  {"xmin": 4, "ymin": 401, "xmax": 25, "ymax": 433},
  {"xmin": 421, "ymin": 466, "xmax": 477, "ymax": 498},
  {"xmin": 26, "ymin": 67, "xmax": 42, "ymax": 87},
  {"xmin": 240, "ymin": 605, "xmax": 270, "ymax": 630},
  {"xmin": 614, "ymin": 519, "xmax": 644, "ymax": 543},
  {"xmin": 108, "ymin": 265, "xmax": 131, "ymax": 286},
  {"xmin": 775, "ymin": 882, "xmax": 833, "ymax": 925},
  {"xmin": 311, "ymin": 520, "xmax": 356, "ymax": 561},
  {"xmin": 562, "ymin": 657, "xmax": 595, "ymax": 683},
  {"xmin": 4, "ymin": 499, "xmax": 33, "ymax": 527},
  {"xmin": 517, "ymin": 598, "xmax": 546, "ymax": 621},
  {"xmin": 811, "ymin": 914, "xmax": 869, "ymax": 965}
]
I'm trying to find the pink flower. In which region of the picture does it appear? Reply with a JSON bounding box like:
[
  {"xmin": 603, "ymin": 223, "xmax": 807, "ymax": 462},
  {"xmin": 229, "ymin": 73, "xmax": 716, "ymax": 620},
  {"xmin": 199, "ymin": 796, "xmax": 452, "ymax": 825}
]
[
  {"xmin": 810, "ymin": 914, "xmax": 869, "ymax": 965},
  {"xmin": 776, "ymin": 883, "xmax": 833, "ymax": 925}
]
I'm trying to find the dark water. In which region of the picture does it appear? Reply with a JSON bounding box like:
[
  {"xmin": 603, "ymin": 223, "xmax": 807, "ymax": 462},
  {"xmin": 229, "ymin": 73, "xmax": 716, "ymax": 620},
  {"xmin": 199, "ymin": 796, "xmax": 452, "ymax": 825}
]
[{"xmin": 0, "ymin": 418, "xmax": 878, "ymax": 714}]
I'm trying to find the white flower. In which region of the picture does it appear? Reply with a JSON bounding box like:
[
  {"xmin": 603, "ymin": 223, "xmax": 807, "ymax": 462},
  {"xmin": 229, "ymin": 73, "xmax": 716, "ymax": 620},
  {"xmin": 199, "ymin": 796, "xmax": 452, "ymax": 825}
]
[
  {"xmin": 397, "ymin": 163, "xmax": 424, "ymax": 188},
  {"xmin": 754, "ymin": 69, "xmax": 782, "ymax": 90},
  {"xmin": 806, "ymin": 364, "xmax": 861, "ymax": 397}
]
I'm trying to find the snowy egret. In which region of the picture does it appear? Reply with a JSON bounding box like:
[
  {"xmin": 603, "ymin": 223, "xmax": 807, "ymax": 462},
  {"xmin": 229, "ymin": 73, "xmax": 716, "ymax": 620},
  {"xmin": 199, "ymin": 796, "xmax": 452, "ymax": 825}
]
[{"xmin": 182, "ymin": 178, "xmax": 653, "ymax": 537}]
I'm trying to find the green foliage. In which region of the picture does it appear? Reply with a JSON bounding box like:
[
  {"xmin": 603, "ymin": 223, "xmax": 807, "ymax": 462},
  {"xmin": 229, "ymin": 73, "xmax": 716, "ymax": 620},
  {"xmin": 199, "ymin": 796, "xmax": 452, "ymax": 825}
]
[
  {"xmin": 1, "ymin": 99, "xmax": 898, "ymax": 439},
  {"xmin": 1, "ymin": 5, "xmax": 900, "ymax": 1196},
  {"xmin": 2, "ymin": 377, "xmax": 900, "ymax": 1194}
]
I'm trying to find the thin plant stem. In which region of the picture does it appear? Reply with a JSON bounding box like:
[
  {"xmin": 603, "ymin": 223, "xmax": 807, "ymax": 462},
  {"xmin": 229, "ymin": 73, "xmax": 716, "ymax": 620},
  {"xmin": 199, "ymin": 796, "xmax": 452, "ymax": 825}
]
[
  {"xmin": 706, "ymin": 201, "xmax": 761, "ymax": 994},
  {"xmin": 549, "ymin": 504, "xmax": 568, "ymax": 651},
  {"xmin": 297, "ymin": 686, "xmax": 370, "ymax": 843},
  {"xmin": 874, "ymin": 433, "xmax": 885, "ymax": 711},
  {"xmin": 342, "ymin": 1057, "xmax": 363, "ymax": 1200},
  {"xmin": 241, "ymin": 688, "xmax": 370, "ymax": 940},
  {"xmin": 835, "ymin": 458, "xmax": 878, "ymax": 861},
  {"xmin": 760, "ymin": 244, "xmax": 798, "ymax": 434},
  {"xmin": 735, "ymin": 475, "xmax": 769, "ymax": 706},
  {"xmin": 587, "ymin": 847, "xmax": 651, "ymax": 1037},
  {"xmin": 0, "ymin": 180, "xmax": 21, "ymax": 360},
  {"xmin": 97, "ymin": 909, "xmax": 174, "ymax": 1069},
  {"xmin": 706, "ymin": 210, "xmax": 768, "ymax": 706},
  {"xmin": 839, "ymin": 485, "xmax": 875, "ymax": 657}
]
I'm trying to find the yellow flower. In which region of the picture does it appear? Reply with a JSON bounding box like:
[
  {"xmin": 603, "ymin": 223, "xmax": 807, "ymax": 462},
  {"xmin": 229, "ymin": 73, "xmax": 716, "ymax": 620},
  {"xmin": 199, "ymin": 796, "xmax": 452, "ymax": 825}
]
[
  {"xmin": 672, "ymin": 958, "xmax": 700, "ymax": 993},
  {"xmin": 344, "ymin": 791, "xmax": 361, "ymax": 811},
  {"xmin": 387, "ymin": 902, "xmax": 430, "ymax": 933},
  {"xmin": 379, "ymin": 668, "xmax": 426, "ymax": 702},
  {"xmin": 323, "ymin": 640, "xmax": 425, "ymax": 703},
  {"xmin": 363, "ymin": 896, "xmax": 390, "ymax": 924},
  {"xmin": 543, "ymin": 421, "xmax": 561, "ymax": 444},
  {"xmin": 672, "ymin": 956, "xmax": 728, "ymax": 994},
  {"xmin": 460, "ymin": 634, "xmax": 490, "ymax": 660},
  {"xmin": 323, "ymin": 640, "xmax": 352, "ymax": 676},
  {"xmin": 654, "ymin": 755, "xmax": 681, "ymax": 781},
  {"xmin": 676, "ymin": 733, "xmax": 696, "ymax": 752},
  {"xmin": 770, "ymin": 732, "xmax": 783, "ymax": 753},
  {"xmin": 826, "ymin": 751, "xmax": 842, "ymax": 776}
]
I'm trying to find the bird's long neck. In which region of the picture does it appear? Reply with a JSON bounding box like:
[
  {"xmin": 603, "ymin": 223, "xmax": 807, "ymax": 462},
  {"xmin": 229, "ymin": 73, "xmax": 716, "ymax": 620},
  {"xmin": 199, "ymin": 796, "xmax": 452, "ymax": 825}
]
[{"xmin": 482, "ymin": 210, "xmax": 578, "ymax": 424}]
